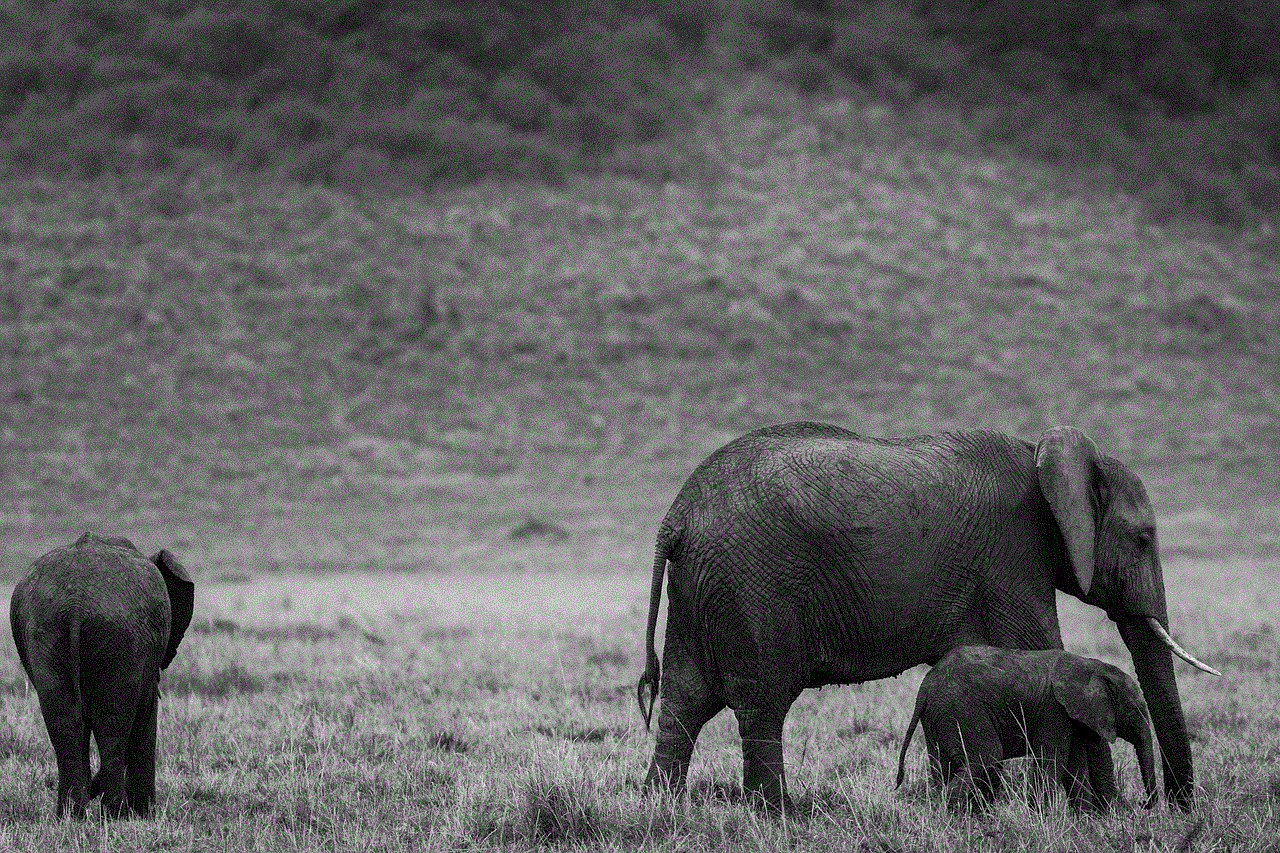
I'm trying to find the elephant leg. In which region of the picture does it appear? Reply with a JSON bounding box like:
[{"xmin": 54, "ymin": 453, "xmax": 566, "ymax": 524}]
[
  {"xmin": 1086, "ymin": 737, "xmax": 1117, "ymax": 809},
  {"xmin": 736, "ymin": 703, "xmax": 792, "ymax": 813},
  {"xmin": 970, "ymin": 760, "xmax": 1004, "ymax": 805},
  {"xmin": 42, "ymin": 704, "xmax": 90, "ymax": 819},
  {"xmin": 1065, "ymin": 734, "xmax": 1114, "ymax": 812},
  {"xmin": 644, "ymin": 636, "xmax": 724, "ymax": 795},
  {"xmin": 944, "ymin": 718, "xmax": 1003, "ymax": 811},
  {"xmin": 89, "ymin": 698, "xmax": 139, "ymax": 819},
  {"xmin": 124, "ymin": 686, "xmax": 160, "ymax": 817}
]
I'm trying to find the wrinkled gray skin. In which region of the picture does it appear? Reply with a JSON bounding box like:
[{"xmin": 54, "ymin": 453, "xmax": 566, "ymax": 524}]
[
  {"xmin": 10, "ymin": 533, "xmax": 194, "ymax": 819},
  {"xmin": 895, "ymin": 646, "xmax": 1157, "ymax": 811},
  {"xmin": 637, "ymin": 422, "xmax": 1207, "ymax": 813}
]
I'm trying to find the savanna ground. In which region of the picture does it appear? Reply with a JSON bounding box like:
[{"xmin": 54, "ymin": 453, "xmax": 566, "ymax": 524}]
[{"xmin": 2, "ymin": 26, "xmax": 1280, "ymax": 851}]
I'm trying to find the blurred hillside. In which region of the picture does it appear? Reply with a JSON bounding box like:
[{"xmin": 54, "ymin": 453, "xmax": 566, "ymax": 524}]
[
  {"xmin": 1, "ymin": 0, "xmax": 1278, "ymax": 574},
  {"xmin": 2, "ymin": 0, "xmax": 1280, "ymax": 225}
]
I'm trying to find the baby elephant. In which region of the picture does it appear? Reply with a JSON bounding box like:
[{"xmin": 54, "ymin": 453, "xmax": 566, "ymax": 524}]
[
  {"xmin": 896, "ymin": 645, "xmax": 1157, "ymax": 811},
  {"xmin": 10, "ymin": 533, "xmax": 194, "ymax": 819}
]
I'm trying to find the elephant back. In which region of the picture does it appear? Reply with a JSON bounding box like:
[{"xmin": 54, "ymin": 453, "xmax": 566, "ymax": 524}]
[{"xmin": 15, "ymin": 536, "xmax": 173, "ymax": 651}]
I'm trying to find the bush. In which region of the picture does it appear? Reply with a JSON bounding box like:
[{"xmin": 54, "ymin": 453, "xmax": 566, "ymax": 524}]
[
  {"xmin": 0, "ymin": 1, "xmax": 44, "ymax": 52},
  {"xmin": 776, "ymin": 47, "xmax": 838, "ymax": 94},
  {"xmin": 269, "ymin": 23, "xmax": 340, "ymax": 98},
  {"xmin": 402, "ymin": 87, "xmax": 483, "ymax": 124},
  {"xmin": 50, "ymin": 0, "xmax": 151, "ymax": 51},
  {"xmin": 330, "ymin": 145, "xmax": 394, "ymax": 194},
  {"xmin": 344, "ymin": 114, "xmax": 437, "ymax": 159},
  {"xmin": 37, "ymin": 47, "xmax": 94, "ymax": 105},
  {"xmin": 279, "ymin": 137, "xmax": 346, "ymax": 184},
  {"xmin": 742, "ymin": 0, "xmax": 833, "ymax": 53},
  {"xmin": 829, "ymin": 2, "xmax": 971, "ymax": 98},
  {"xmin": 60, "ymin": 130, "xmax": 174, "ymax": 179},
  {"xmin": 66, "ymin": 76, "xmax": 239, "ymax": 150},
  {"xmin": 488, "ymin": 68, "xmax": 559, "ymax": 131},
  {"xmin": 80, "ymin": 54, "xmax": 169, "ymax": 90},
  {"xmin": 257, "ymin": 97, "xmax": 338, "ymax": 143},
  {"xmin": 0, "ymin": 50, "xmax": 41, "ymax": 115},
  {"xmin": 522, "ymin": 22, "xmax": 613, "ymax": 105},
  {"xmin": 230, "ymin": 121, "xmax": 283, "ymax": 172},
  {"xmin": 324, "ymin": 53, "xmax": 406, "ymax": 111},
  {"xmin": 176, "ymin": 9, "xmax": 277, "ymax": 78}
]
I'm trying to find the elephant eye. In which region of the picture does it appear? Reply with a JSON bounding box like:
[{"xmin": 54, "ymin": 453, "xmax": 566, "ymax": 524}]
[{"xmin": 1136, "ymin": 529, "xmax": 1154, "ymax": 548}]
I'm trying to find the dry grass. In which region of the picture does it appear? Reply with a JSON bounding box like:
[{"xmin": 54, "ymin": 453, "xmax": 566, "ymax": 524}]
[{"xmin": 0, "ymin": 550, "xmax": 1274, "ymax": 851}]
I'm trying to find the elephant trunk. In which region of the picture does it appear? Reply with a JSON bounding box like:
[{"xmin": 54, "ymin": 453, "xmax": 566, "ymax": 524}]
[{"xmin": 1117, "ymin": 617, "xmax": 1193, "ymax": 811}]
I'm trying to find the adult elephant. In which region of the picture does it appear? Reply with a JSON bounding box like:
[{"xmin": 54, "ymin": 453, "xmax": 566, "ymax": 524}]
[
  {"xmin": 11, "ymin": 532, "xmax": 194, "ymax": 819},
  {"xmin": 636, "ymin": 422, "xmax": 1216, "ymax": 813}
]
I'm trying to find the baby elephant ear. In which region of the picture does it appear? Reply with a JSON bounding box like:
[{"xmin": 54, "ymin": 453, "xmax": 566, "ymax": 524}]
[
  {"xmin": 153, "ymin": 550, "xmax": 194, "ymax": 670},
  {"xmin": 1053, "ymin": 667, "xmax": 1117, "ymax": 743}
]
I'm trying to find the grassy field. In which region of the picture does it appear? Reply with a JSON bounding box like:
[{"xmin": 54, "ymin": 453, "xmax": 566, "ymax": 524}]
[
  {"xmin": 0, "ymin": 550, "xmax": 1275, "ymax": 852},
  {"xmin": 0, "ymin": 58, "xmax": 1278, "ymax": 850}
]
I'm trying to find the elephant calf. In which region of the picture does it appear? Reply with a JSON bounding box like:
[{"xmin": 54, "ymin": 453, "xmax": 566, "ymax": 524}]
[
  {"xmin": 10, "ymin": 533, "xmax": 194, "ymax": 819},
  {"xmin": 896, "ymin": 645, "xmax": 1157, "ymax": 812}
]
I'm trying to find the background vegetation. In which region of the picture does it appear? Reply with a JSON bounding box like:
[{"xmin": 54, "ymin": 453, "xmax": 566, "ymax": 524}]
[
  {"xmin": 0, "ymin": 0, "xmax": 1277, "ymax": 850},
  {"xmin": 2, "ymin": 0, "xmax": 1280, "ymax": 224}
]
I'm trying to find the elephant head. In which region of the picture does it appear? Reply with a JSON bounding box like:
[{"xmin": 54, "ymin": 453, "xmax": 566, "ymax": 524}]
[
  {"xmin": 1051, "ymin": 655, "xmax": 1157, "ymax": 808},
  {"xmin": 1036, "ymin": 426, "xmax": 1217, "ymax": 810}
]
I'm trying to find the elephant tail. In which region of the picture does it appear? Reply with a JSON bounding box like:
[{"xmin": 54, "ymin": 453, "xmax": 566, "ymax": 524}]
[
  {"xmin": 896, "ymin": 695, "xmax": 924, "ymax": 788},
  {"xmin": 636, "ymin": 538, "xmax": 669, "ymax": 730}
]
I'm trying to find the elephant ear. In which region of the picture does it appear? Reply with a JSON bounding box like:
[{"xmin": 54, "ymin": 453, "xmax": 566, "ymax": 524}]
[
  {"xmin": 1053, "ymin": 666, "xmax": 1117, "ymax": 743},
  {"xmin": 1035, "ymin": 426, "xmax": 1098, "ymax": 597},
  {"xmin": 153, "ymin": 549, "xmax": 194, "ymax": 670}
]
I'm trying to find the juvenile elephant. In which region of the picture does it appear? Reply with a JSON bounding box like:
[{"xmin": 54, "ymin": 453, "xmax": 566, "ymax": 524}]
[
  {"xmin": 10, "ymin": 533, "xmax": 194, "ymax": 818},
  {"xmin": 895, "ymin": 646, "xmax": 1157, "ymax": 811},
  {"xmin": 636, "ymin": 422, "xmax": 1217, "ymax": 813}
]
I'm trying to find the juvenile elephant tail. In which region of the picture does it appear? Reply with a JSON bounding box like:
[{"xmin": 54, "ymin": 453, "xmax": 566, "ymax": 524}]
[
  {"xmin": 896, "ymin": 695, "xmax": 924, "ymax": 788},
  {"xmin": 636, "ymin": 539, "xmax": 668, "ymax": 730}
]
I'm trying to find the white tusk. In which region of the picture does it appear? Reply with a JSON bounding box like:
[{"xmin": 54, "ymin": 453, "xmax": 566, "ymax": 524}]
[{"xmin": 1146, "ymin": 617, "xmax": 1222, "ymax": 676}]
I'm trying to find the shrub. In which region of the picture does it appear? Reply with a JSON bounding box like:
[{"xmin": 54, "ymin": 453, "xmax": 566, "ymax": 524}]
[
  {"xmin": 0, "ymin": 50, "xmax": 41, "ymax": 115},
  {"xmin": 829, "ymin": 2, "xmax": 970, "ymax": 98},
  {"xmin": 257, "ymin": 97, "xmax": 338, "ymax": 143},
  {"xmin": 173, "ymin": 8, "xmax": 277, "ymax": 78},
  {"xmin": 384, "ymin": 5, "xmax": 524, "ymax": 71},
  {"xmin": 269, "ymin": 23, "xmax": 339, "ymax": 98},
  {"xmin": 776, "ymin": 47, "xmax": 838, "ymax": 94},
  {"xmin": 330, "ymin": 145, "xmax": 394, "ymax": 195},
  {"xmin": 231, "ymin": 120, "xmax": 283, "ymax": 172},
  {"xmin": 742, "ymin": 0, "xmax": 833, "ymax": 53},
  {"xmin": 37, "ymin": 47, "xmax": 93, "ymax": 104},
  {"xmin": 80, "ymin": 54, "xmax": 169, "ymax": 90},
  {"xmin": 61, "ymin": 130, "xmax": 174, "ymax": 178},
  {"xmin": 521, "ymin": 24, "xmax": 603, "ymax": 104},
  {"xmin": 654, "ymin": 0, "xmax": 720, "ymax": 45},
  {"xmin": 50, "ymin": 0, "xmax": 150, "ymax": 51},
  {"xmin": 345, "ymin": 114, "xmax": 437, "ymax": 159},
  {"xmin": 612, "ymin": 17, "xmax": 681, "ymax": 67},
  {"xmin": 280, "ymin": 138, "xmax": 346, "ymax": 185},
  {"xmin": 998, "ymin": 47, "xmax": 1063, "ymax": 93},
  {"xmin": 324, "ymin": 53, "xmax": 406, "ymax": 111},
  {"xmin": 68, "ymin": 82, "xmax": 151, "ymax": 135},
  {"xmin": 488, "ymin": 68, "xmax": 558, "ymax": 131},
  {"xmin": 413, "ymin": 52, "xmax": 486, "ymax": 91},
  {"xmin": 704, "ymin": 16, "xmax": 773, "ymax": 70},
  {"xmin": 0, "ymin": 1, "xmax": 44, "ymax": 52},
  {"xmin": 402, "ymin": 86, "xmax": 483, "ymax": 124}
]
